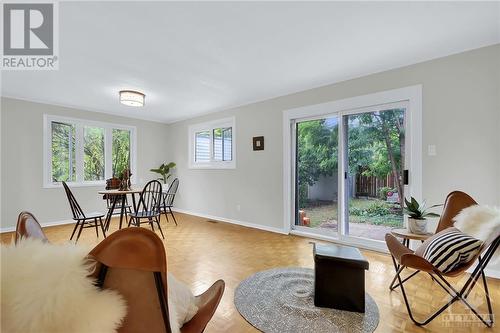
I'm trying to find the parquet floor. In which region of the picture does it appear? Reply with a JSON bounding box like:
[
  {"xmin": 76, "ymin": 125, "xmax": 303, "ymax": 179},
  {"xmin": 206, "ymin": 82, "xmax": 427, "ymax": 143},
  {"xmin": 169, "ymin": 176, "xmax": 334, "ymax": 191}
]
[{"xmin": 2, "ymin": 212, "xmax": 499, "ymax": 333}]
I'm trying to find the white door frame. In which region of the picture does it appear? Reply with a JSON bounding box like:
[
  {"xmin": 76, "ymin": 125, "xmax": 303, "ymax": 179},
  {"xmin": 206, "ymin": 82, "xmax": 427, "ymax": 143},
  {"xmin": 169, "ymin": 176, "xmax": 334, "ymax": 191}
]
[{"xmin": 282, "ymin": 85, "xmax": 422, "ymax": 252}]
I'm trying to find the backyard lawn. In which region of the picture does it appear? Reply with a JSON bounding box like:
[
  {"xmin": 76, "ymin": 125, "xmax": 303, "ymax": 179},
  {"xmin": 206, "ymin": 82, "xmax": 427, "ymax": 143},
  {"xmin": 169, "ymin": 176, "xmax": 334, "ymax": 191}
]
[{"xmin": 300, "ymin": 198, "xmax": 403, "ymax": 229}]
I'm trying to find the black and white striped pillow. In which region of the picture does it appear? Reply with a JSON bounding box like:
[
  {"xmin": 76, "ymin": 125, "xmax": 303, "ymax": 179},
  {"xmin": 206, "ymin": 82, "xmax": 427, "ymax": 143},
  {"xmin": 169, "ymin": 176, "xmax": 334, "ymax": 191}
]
[{"xmin": 420, "ymin": 227, "xmax": 483, "ymax": 273}]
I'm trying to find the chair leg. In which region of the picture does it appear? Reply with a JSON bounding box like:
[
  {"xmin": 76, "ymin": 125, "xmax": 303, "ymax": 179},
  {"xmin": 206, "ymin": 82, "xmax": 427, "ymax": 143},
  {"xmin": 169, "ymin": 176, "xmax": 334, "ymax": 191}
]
[
  {"xmin": 94, "ymin": 218, "xmax": 99, "ymax": 237},
  {"xmin": 149, "ymin": 217, "xmax": 155, "ymax": 232},
  {"xmin": 155, "ymin": 216, "xmax": 165, "ymax": 239},
  {"xmin": 163, "ymin": 208, "xmax": 169, "ymax": 223},
  {"xmin": 75, "ymin": 220, "xmax": 85, "ymax": 243},
  {"xmin": 396, "ymin": 265, "xmax": 494, "ymax": 328},
  {"xmin": 169, "ymin": 207, "xmax": 177, "ymax": 226},
  {"xmin": 70, "ymin": 220, "xmax": 79, "ymax": 240},
  {"xmin": 99, "ymin": 217, "xmax": 107, "ymax": 238}
]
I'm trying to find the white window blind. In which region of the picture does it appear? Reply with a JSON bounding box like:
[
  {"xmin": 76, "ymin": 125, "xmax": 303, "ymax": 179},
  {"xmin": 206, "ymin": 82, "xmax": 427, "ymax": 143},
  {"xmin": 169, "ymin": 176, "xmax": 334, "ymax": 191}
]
[{"xmin": 189, "ymin": 117, "xmax": 235, "ymax": 169}]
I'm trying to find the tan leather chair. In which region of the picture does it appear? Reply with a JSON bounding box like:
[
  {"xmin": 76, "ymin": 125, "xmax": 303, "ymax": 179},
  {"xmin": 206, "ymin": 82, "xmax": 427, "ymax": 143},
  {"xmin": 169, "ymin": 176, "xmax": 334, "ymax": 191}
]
[
  {"xmin": 435, "ymin": 190, "xmax": 477, "ymax": 233},
  {"xmin": 386, "ymin": 191, "xmax": 499, "ymax": 327},
  {"xmin": 88, "ymin": 228, "xmax": 225, "ymax": 333},
  {"xmin": 15, "ymin": 211, "xmax": 49, "ymax": 243}
]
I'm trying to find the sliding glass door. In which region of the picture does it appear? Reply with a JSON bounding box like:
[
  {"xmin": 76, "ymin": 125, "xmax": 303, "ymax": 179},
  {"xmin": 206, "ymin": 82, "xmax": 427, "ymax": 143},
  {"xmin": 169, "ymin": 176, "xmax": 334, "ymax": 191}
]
[
  {"xmin": 293, "ymin": 102, "xmax": 409, "ymax": 245},
  {"xmin": 295, "ymin": 116, "xmax": 339, "ymax": 236},
  {"xmin": 343, "ymin": 107, "xmax": 406, "ymax": 242}
]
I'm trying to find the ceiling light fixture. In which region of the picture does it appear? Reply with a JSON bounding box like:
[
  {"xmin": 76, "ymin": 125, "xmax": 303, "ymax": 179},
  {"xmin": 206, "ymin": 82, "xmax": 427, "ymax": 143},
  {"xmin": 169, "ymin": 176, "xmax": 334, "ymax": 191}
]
[{"xmin": 119, "ymin": 90, "xmax": 145, "ymax": 107}]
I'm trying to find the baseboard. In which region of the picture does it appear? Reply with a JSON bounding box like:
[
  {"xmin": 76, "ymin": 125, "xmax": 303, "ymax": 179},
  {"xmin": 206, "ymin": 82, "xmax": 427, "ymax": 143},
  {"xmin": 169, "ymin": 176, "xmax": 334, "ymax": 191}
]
[
  {"xmin": 484, "ymin": 268, "xmax": 500, "ymax": 279},
  {"xmin": 172, "ymin": 208, "xmax": 288, "ymax": 235},
  {"xmin": 0, "ymin": 219, "xmax": 73, "ymax": 233}
]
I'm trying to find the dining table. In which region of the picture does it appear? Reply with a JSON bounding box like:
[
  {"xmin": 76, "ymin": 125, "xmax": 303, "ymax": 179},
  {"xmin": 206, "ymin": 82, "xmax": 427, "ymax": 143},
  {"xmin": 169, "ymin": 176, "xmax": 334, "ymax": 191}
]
[{"xmin": 98, "ymin": 188, "xmax": 143, "ymax": 231}]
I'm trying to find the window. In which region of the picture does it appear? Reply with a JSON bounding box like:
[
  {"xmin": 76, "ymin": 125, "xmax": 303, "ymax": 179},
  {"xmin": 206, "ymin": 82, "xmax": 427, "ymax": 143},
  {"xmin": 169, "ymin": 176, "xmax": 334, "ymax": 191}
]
[
  {"xmin": 189, "ymin": 117, "xmax": 235, "ymax": 169},
  {"xmin": 44, "ymin": 115, "xmax": 136, "ymax": 187}
]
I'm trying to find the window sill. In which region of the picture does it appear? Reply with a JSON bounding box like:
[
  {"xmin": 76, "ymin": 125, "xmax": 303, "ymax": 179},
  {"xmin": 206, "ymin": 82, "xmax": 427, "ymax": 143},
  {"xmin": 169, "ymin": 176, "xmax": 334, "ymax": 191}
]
[
  {"xmin": 43, "ymin": 181, "xmax": 137, "ymax": 189},
  {"xmin": 188, "ymin": 162, "xmax": 236, "ymax": 170}
]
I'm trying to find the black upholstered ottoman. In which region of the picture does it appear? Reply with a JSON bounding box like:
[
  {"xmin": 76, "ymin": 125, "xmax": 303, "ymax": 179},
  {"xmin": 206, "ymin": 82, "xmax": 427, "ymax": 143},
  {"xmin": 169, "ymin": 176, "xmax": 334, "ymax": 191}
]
[{"xmin": 313, "ymin": 243, "xmax": 369, "ymax": 312}]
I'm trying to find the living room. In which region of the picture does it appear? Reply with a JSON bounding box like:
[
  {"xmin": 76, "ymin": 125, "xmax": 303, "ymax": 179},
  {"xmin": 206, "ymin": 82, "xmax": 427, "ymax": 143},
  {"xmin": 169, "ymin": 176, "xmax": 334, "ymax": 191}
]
[{"xmin": 1, "ymin": 1, "xmax": 499, "ymax": 333}]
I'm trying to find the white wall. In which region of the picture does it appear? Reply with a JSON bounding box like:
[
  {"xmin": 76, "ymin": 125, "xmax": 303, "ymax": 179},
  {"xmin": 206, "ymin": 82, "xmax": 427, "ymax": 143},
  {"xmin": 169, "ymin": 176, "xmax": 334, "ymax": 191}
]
[
  {"xmin": 0, "ymin": 98, "xmax": 170, "ymax": 230},
  {"xmin": 167, "ymin": 44, "xmax": 500, "ymax": 232}
]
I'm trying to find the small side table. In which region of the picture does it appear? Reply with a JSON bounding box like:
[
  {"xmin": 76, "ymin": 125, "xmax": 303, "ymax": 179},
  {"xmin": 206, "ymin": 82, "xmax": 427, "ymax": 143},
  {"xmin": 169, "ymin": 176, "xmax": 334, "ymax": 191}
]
[{"xmin": 388, "ymin": 228, "xmax": 433, "ymax": 290}]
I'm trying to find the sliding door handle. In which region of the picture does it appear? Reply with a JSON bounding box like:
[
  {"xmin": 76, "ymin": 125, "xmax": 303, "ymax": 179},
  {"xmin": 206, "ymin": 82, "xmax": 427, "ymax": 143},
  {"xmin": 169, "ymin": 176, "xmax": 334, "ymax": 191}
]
[{"xmin": 403, "ymin": 170, "xmax": 409, "ymax": 185}]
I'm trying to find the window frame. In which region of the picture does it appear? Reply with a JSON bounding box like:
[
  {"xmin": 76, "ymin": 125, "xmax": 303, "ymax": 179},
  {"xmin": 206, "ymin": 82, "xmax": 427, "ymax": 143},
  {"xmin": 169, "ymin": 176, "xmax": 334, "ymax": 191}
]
[
  {"xmin": 43, "ymin": 114, "xmax": 137, "ymax": 188},
  {"xmin": 188, "ymin": 117, "xmax": 236, "ymax": 169}
]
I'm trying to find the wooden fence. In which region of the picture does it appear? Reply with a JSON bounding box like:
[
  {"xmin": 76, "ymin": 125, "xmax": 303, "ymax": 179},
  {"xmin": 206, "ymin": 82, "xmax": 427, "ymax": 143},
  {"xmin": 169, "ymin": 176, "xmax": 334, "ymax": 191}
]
[{"xmin": 355, "ymin": 173, "xmax": 397, "ymax": 198}]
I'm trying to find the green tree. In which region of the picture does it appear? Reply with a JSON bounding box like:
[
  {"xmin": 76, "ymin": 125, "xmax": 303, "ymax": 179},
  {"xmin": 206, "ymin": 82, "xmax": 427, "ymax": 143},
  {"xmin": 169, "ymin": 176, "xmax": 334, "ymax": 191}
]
[
  {"xmin": 112, "ymin": 129, "xmax": 131, "ymax": 177},
  {"xmin": 297, "ymin": 109, "xmax": 405, "ymax": 208}
]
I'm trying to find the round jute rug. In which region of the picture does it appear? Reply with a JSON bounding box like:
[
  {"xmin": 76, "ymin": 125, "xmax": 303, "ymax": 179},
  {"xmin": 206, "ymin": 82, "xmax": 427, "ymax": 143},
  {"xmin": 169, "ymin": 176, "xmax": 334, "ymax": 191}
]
[{"xmin": 234, "ymin": 267, "xmax": 379, "ymax": 333}]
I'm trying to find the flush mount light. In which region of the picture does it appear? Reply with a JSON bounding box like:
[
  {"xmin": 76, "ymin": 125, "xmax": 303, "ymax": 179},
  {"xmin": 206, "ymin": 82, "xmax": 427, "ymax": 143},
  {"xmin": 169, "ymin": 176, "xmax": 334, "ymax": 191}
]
[{"xmin": 119, "ymin": 90, "xmax": 145, "ymax": 107}]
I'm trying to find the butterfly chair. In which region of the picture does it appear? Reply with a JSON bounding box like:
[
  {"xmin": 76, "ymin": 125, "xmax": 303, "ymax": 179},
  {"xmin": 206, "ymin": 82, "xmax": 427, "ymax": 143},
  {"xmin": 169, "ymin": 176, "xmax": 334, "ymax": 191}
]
[
  {"xmin": 15, "ymin": 211, "xmax": 49, "ymax": 243},
  {"xmin": 388, "ymin": 191, "xmax": 479, "ymax": 290},
  {"xmin": 160, "ymin": 178, "xmax": 179, "ymax": 226},
  {"xmin": 128, "ymin": 180, "xmax": 165, "ymax": 238},
  {"xmin": 88, "ymin": 228, "xmax": 225, "ymax": 333},
  {"xmin": 386, "ymin": 191, "xmax": 499, "ymax": 328},
  {"xmin": 62, "ymin": 181, "xmax": 106, "ymax": 242}
]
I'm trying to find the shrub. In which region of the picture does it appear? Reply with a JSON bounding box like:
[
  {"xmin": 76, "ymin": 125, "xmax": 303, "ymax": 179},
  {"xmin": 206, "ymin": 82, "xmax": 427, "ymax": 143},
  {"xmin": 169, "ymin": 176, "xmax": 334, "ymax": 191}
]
[
  {"xmin": 350, "ymin": 200, "xmax": 391, "ymax": 217},
  {"xmin": 378, "ymin": 187, "xmax": 395, "ymax": 200},
  {"xmin": 365, "ymin": 201, "xmax": 391, "ymax": 216}
]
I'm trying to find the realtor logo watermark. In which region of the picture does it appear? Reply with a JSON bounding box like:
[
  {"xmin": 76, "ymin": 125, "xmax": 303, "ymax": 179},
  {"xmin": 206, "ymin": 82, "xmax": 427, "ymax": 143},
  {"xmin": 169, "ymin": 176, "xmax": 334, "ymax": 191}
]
[{"xmin": 1, "ymin": 2, "xmax": 59, "ymax": 70}]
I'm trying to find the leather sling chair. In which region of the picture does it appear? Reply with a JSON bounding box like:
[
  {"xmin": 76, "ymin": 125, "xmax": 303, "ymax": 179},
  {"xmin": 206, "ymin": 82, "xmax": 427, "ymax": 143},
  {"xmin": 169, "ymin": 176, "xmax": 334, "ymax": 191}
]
[
  {"xmin": 386, "ymin": 199, "xmax": 499, "ymax": 327},
  {"xmin": 88, "ymin": 228, "xmax": 225, "ymax": 333},
  {"xmin": 15, "ymin": 211, "xmax": 49, "ymax": 244},
  {"xmin": 388, "ymin": 191, "xmax": 478, "ymax": 290}
]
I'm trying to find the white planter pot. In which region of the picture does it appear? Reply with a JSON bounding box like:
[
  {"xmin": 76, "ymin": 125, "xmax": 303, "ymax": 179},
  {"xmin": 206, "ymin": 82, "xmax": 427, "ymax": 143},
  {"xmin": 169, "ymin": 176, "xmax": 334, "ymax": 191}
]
[{"xmin": 408, "ymin": 218, "xmax": 428, "ymax": 234}]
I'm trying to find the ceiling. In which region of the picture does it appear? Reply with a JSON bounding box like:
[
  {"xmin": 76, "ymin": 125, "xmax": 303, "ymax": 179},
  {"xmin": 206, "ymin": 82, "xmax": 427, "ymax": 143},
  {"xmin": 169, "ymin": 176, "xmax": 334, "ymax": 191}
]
[{"xmin": 2, "ymin": 1, "xmax": 499, "ymax": 123}]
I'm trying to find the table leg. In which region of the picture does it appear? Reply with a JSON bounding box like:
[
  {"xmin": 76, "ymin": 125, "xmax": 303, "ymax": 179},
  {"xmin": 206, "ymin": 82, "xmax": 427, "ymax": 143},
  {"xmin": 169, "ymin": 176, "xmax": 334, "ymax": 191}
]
[
  {"xmin": 131, "ymin": 193, "xmax": 138, "ymax": 213},
  {"xmin": 118, "ymin": 194, "xmax": 126, "ymax": 229},
  {"xmin": 105, "ymin": 195, "xmax": 119, "ymax": 231}
]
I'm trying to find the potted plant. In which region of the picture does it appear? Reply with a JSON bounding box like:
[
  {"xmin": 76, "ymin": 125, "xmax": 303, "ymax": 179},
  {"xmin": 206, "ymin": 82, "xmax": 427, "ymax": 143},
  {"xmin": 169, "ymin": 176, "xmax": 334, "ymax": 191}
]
[
  {"xmin": 150, "ymin": 162, "xmax": 176, "ymax": 186},
  {"xmin": 404, "ymin": 197, "xmax": 441, "ymax": 234}
]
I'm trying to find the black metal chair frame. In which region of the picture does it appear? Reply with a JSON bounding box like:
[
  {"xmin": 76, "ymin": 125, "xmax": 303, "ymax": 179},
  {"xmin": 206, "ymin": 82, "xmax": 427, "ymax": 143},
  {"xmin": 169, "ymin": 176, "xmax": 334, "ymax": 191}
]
[
  {"xmin": 393, "ymin": 236, "xmax": 499, "ymax": 327},
  {"xmin": 62, "ymin": 181, "xmax": 106, "ymax": 242},
  {"xmin": 389, "ymin": 238, "xmax": 438, "ymax": 291},
  {"xmin": 128, "ymin": 180, "xmax": 165, "ymax": 239},
  {"xmin": 160, "ymin": 178, "xmax": 179, "ymax": 226}
]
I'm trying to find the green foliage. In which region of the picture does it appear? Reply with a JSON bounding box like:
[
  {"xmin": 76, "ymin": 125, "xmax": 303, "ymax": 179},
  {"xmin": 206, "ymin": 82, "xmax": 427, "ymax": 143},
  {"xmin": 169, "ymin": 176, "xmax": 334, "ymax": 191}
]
[
  {"xmin": 112, "ymin": 129, "xmax": 131, "ymax": 177},
  {"xmin": 404, "ymin": 197, "xmax": 442, "ymax": 220},
  {"xmin": 150, "ymin": 162, "xmax": 176, "ymax": 183},
  {"xmin": 296, "ymin": 109, "xmax": 406, "ymax": 208},
  {"xmin": 51, "ymin": 122, "xmax": 76, "ymax": 182},
  {"xmin": 297, "ymin": 119, "xmax": 338, "ymax": 208},
  {"xmin": 51, "ymin": 124, "xmax": 131, "ymax": 183},
  {"xmin": 349, "ymin": 200, "xmax": 391, "ymax": 217},
  {"xmin": 84, "ymin": 127, "xmax": 105, "ymax": 181},
  {"xmin": 378, "ymin": 186, "xmax": 395, "ymax": 200}
]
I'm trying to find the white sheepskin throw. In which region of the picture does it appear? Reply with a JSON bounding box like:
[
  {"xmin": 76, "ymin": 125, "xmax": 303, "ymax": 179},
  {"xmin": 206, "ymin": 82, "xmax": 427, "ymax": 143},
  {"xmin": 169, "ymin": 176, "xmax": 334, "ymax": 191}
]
[
  {"xmin": 1, "ymin": 239, "xmax": 127, "ymax": 333},
  {"xmin": 453, "ymin": 205, "xmax": 500, "ymax": 263},
  {"xmin": 167, "ymin": 273, "xmax": 198, "ymax": 333}
]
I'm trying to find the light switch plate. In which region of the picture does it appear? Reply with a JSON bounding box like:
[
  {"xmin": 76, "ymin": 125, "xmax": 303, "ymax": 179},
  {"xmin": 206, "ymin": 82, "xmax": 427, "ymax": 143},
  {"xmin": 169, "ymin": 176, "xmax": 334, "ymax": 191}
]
[{"xmin": 428, "ymin": 145, "xmax": 437, "ymax": 156}]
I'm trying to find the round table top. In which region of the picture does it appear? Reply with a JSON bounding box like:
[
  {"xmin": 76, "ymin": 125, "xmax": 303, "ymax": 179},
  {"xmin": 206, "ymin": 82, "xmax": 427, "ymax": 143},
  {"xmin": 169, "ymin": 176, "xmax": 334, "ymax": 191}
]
[
  {"xmin": 98, "ymin": 188, "xmax": 142, "ymax": 195},
  {"xmin": 391, "ymin": 228, "xmax": 434, "ymax": 241}
]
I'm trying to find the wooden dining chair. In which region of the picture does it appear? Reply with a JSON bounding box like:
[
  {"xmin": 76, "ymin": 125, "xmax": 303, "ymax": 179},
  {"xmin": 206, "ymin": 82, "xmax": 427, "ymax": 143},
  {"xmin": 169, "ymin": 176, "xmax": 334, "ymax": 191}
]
[
  {"xmin": 128, "ymin": 180, "xmax": 164, "ymax": 238},
  {"xmin": 62, "ymin": 181, "xmax": 106, "ymax": 242},
  {"xmin": 15, "ymin": 211, "xmax": 49, "ymax": 243},
  {"xmin": 160, "ymin": 178, "xmax": 179, "ymax": 226},
  {"xmin": 88, "ymin": 228, "xmax": 225, "ymax": 333}
]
